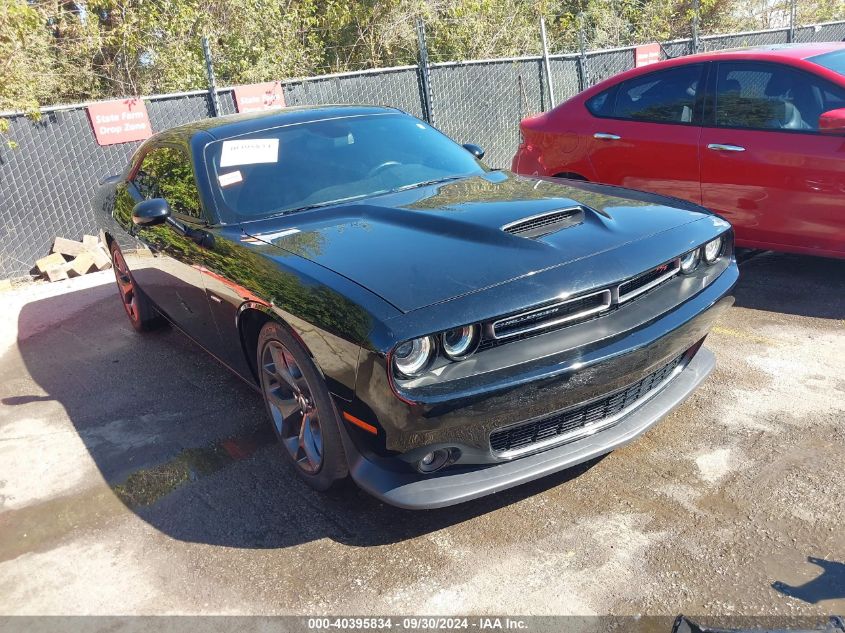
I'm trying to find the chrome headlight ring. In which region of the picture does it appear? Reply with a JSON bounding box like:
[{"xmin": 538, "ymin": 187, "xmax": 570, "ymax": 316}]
[
  {"xmin": 393, "ymin": 336, "xmax": 436, "ymax": 378},
  {"xmin": 441, "ymin": 325, "xmax": 480, "ymax": 360},
  {"xmin": 703, "ymin": 236, "xmax": 724, "ymax": 264},
  {"xmin": 680, "ymin": 248, "xmax": 701, "ymax": 273}
]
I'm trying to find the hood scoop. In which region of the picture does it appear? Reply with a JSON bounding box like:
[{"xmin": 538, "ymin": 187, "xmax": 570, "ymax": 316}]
[{"xmin": 502, "ymin": 206, "xmax": 584, "ymax": 239}]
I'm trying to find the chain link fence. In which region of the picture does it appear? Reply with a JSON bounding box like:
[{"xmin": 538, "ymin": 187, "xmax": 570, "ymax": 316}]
[
  {"xmin": 430, "ymin": 58, "xmax": 547, "ymax": 169},
  {"xmin": 795, "ymin": 21, "xmax": 845, "ymax": 43},
  {"xmin": 1, "ymin": 19, "xmax": 844, "ymax": 278},
  {"xmin": 0, "ymin": 92, "xmax": 215, "ymax": 278}
]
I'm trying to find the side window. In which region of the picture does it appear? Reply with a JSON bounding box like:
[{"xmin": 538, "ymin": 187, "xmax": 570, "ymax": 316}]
[
  {"xmin": 131, "ymin": 146, "xmax": 203, "ymax": 219},
  {"xmin": 612, "ymin": 65, "xmax": 703, "ymax": 124},
  {"xmin": 132, "ymin": 155, "xmax": 159, "ymax": 200},
  {"xmin": 715, "ymin": 62, "xmax": 845, "ymax": 132},
  {"xmin": 586, "ymin": 86, "xmax": 617, "ymax": 117},
  {"xmin": 820, "ymin": 87, "xmax": 845, "ymax": 111}
]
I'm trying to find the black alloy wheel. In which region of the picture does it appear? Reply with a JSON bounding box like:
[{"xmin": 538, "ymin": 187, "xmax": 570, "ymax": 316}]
[{"xmin": 257, "ymin": 321, "xmax": 348, "ymax": 490}]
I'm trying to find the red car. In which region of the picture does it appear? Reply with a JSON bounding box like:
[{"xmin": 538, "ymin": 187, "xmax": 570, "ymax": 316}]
[{"xmin": 513, "ymin": 43, "xmax": 845, "ymax": 259}]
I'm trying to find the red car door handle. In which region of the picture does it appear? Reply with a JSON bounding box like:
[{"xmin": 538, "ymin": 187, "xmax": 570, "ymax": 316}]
[
  {"xmin": 594, "ymin": 132, "xmax": 621, "ymax": 140},
  {"xmin": 707, "ymin": 143, "xmax": 745, "ymax": 152}
]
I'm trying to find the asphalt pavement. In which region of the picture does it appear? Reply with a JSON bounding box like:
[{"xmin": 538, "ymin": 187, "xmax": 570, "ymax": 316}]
[{"xmin": 0, "ymin": 251, "xmax": 843, "ymax": 616}]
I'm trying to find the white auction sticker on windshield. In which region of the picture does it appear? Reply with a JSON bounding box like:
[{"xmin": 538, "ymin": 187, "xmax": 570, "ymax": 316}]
[
  {"xmin": 218, "ymin": 170, "xmax": 243, "ymax": 187},
  {"xmin": 219, "ymin": 138, "xmax": 279, "ymax": 167}
]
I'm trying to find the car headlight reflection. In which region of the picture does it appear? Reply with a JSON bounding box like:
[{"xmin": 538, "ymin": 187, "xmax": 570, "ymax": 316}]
[
  {"xmin": 703, "ymin": 236, "xmax": 723, "ymax": 263},
  {"xmin": 441, "ymin": 325, "xmax": 479, "ymax": 360},
  {"xmin": 393, "ymin": 336, "xmax": 435, "ymax": 377},
  {"xmin": 680, "ymin": 249, "xmax": 700, "ymax": 273}
]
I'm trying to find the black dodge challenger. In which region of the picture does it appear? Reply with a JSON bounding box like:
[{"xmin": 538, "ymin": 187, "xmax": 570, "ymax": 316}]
[{"xmin": 95, "ymin": 105, "xmax": 737, "ymax": 509}]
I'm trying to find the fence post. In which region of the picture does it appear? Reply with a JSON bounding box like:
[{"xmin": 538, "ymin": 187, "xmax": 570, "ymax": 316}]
[
  {"xmin": 201, "ymin": 36, "xmax": 221, "ymax": 117},
  {"xmin": 691, "ymin": 0, "xmax": 700, "ymax": 54},
  {"xmin": 540, "ymin": 17, "xmax": 556, "ymax": 110},
  {"xmin": 416, "ymin": 19, "xmax": 435, "ymax": 125},
  {"xmin": 577, "ymin": 13, "xmax": 589, "ymax": 91},
  {"xmin": 787, "ymin": 0, "xmax": 797, "ymax": 42}
]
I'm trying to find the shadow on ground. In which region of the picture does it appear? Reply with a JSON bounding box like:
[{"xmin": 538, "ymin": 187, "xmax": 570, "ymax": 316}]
[
  {"xmin": 734, "ymin": 252, "xmax": 845, "ymax": 320},
  {"xmin": 7, "ymin": 284, "xmax": 600, "ymax": 550},
  {"xmin": 9, "ymin": 252, "xmax": 843, "ymax": 551},
  {"xmin": 772, "ymin": 557, "xmax": 845, "ymax": 604}
]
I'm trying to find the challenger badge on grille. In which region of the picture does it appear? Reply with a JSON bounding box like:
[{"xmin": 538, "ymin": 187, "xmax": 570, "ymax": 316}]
[{"xmin": 492, "ymin": 290, "xmax": 612, "ymax": 339}]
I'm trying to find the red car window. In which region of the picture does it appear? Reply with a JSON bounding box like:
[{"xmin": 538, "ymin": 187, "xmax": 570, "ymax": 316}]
[
  {"xmin": 615, "ymin": 66, "xmax": 702, "ymax": 123},
  {"xmin": 587, "ymin": 65, "xmax": 704, "ymax": 126},
  {"xmin": 714, "ymin": 62, "xmax": 845, "ymax": 132}
]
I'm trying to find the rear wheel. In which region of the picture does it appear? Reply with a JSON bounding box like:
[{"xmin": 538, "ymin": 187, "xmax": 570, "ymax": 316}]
[
  {"xmin": 257, "ymin": 321, "xmax": 348, "ymax": 490},
  {"xmin": 110, "ymin": 243, "xmax": 164, "ymax": 332}
]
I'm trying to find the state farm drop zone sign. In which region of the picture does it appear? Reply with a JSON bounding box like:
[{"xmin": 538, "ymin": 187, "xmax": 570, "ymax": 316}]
[
  {"xmin": 233, "ymin": 82, "xmax": 286, "ymax": 113},
  {"xmin": 86, "ymin": 98, "xmax": 152, "ymax": 146},
  {"xmin": 634, "ymin": 43, "xmax": 661, "ymax": 68}
]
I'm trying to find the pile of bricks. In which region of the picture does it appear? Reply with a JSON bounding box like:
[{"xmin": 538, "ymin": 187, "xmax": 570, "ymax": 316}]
[{"xmin": 34, "ymin": 236, "xmax": 112, "ymax": 282}]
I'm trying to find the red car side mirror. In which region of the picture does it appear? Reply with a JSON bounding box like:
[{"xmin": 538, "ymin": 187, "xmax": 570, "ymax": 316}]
[{"xmin": 819, "ymin": 107, "xmax": 845, "ymax": 135}]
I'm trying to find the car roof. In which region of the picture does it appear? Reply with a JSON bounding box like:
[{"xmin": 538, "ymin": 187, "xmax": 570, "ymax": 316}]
[
  {"xmin": 152, "ymin": 104, "xmax": 401, "ymax": 145},
  {"xmin": 573, "ymin": 42, "xmax": 845, "ymax": 98},
  {"xmin": 687, "ymin": 41, "xmax": 845, "ymax": 61}
]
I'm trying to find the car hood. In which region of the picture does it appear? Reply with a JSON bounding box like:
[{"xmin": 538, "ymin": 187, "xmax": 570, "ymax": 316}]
[{"xmin": 243, "ymin": 171, "xmax": 711, "ymax": 313}]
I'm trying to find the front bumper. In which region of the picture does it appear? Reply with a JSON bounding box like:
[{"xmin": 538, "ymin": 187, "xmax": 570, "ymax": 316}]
[
  {"xmin": 352, "ymin": 258, "xmax": 736, "ymax": 459},
  {"xmin": 344, "ymin": 346, "xmax": 715, "ymax": 509}
]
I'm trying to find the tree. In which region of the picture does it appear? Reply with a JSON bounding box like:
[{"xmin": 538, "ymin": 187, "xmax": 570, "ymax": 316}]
[
  {"xmin": 0, "ymin": 0, "xmax": 842, "ymax": 116},
  {"xmin": 0, "ymin": 0, "xmax": 49, "ymax": 145}
]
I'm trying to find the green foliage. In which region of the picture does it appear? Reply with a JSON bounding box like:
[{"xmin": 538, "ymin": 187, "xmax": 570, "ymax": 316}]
[
  {"xmin": 0, "ymin": 0, "xmax": 841, "ymax": 114},
  {"xmin": 426, "ymin": 0, "xmax": 549, "ymax": 60},
  {"xmin": 135, "ymin": 146, "xmax": 202, "ymax": 217},
  {"xmin": 0, "ymin": 117, "xmax": 14, "ymax": 148},
  {"xmin": 0, "ymin": 0, "xmax": 53, "ymax": 112}
]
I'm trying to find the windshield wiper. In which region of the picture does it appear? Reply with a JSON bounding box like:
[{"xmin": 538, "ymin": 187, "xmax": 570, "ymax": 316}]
[
  {"xmin": 275, "ymin": 191, "xmax": 389, "ymax": 216},
  {"xmin": 258, "ymin": 175, "xmax": 467, "ymax": 220},
  {"xmin": 390, "ymin": 175, "xmax": 465, "ymax": 193}
]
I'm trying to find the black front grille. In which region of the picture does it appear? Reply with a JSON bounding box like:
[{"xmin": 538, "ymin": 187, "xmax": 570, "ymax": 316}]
[
  {"xmin": 491, "ymin": 291, "xmax": 608, "ymax": 340},
  {"xmin": 476, "ymin": 258, "xmax": 684, "ymax": 352},
  {"xmin": 489, "ymin": 353, "xmax": 685, "ymax": 454},
  {"xmin": 618, "ymin": 259, "xmax": 679, "ymax": 299},
  {"xmin": 477, "ymin": 307, "xmax": 608, "ymax": 351},
  {"xmin": 503, "ymin": 208, "xmax": 583, "ymax": 238}
]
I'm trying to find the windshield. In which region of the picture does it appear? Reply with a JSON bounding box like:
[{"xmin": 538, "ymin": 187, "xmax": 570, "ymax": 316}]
[
  {"xmin": 809, "ymin": 49, "xmax": 845, "ymax": 78},
  {"xmin": 205, "ymin": 112, "xmax": 486, "ymax": 222}
]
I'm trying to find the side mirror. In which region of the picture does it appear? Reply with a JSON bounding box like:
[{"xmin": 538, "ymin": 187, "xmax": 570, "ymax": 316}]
[
  {"xmin": 462, "ymin": 143, "xmax": 485, "ymax": 160},
  {"xmin": 819, "ymin": 108, "xmax": 845, "ymax": 135},
  {"xmin": 132, "ymin": 198, "xmax": 171, "ymax": 226}
]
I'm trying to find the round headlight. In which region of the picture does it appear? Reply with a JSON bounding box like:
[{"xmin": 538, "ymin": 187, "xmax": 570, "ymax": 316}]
[
  {"xmin": 441, "ymin": 325, "xmax": 479, "ymax": 360},
  {"xmin": 703, "ymin": 237, "xmax": 723, "ymax": 263},
  {"xmin": 393, "ymin": 336, "xmax": 435, "ymax": 377},
  {"xmin": 680, "ymin": 248, "xmax": 700, "ymax": 273}
]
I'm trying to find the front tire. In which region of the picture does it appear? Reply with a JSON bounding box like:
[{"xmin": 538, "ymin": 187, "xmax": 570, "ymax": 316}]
[
  {"xmin": 257, "ymin": 321, "xmax": 348, "ymax": 491},
  {"xmin": 110, "ymin": 243, "xmax": 164, "ymax": 332}
]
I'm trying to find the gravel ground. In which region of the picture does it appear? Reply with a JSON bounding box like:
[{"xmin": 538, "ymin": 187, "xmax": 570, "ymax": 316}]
[{"xmin": 0, "ymin": 251, "xmax": 842, "ymax": 617}]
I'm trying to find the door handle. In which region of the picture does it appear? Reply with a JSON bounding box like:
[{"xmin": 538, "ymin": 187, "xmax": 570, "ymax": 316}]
[
  {"xmin": 594, "ymin": 133, "xmax": 621, "ymax": 140},
  {"xmin": 707, "ymin": 143, "xmax": 745, "ymax": 152}
]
